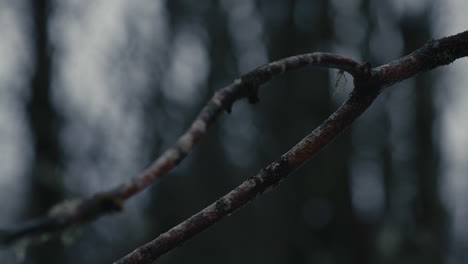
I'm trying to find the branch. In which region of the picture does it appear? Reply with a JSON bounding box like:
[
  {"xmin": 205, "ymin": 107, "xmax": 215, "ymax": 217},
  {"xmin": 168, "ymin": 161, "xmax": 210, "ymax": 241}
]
[
  {"xmin": 114, "ymin": 30, "xmax": 468, "ymax": 264},
  {"xmin": 0, "ymin": 53, "xmax": 360, "ymax": 245}
]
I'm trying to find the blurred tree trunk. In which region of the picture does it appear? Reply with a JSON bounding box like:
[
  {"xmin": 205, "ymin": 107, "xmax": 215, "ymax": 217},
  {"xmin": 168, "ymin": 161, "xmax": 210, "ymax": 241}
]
[
  {"xmin": 399, "ymin": 14, "xmax": 448, "ymax": 264},
  {"xmin": 353, "ymin": 0, "xmax": 382, "ymax": 263},
  {"xmin": 147, "ymin": 1, "xmax": 236, "ymax": 263},
  {"xmin": 375, "ymin": 10, "xmax": 448, "ymax": 264},
  {"xmin": 25, "ymin": 0, "xmax": 65, "ymax": 263}
]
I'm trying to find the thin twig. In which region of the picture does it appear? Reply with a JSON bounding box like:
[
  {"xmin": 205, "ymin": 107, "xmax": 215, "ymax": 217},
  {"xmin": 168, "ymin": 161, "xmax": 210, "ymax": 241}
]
[
  {"xmin": 114, "ymin": 90, "xmax": 377, "ymax": 264},
  {"xmin": 114, "ymin": 30, "xmax": 468, "ymax": 264},
  {"xmin": 0, "ymin": 53, "xmax": 361, "ymax": 245}
]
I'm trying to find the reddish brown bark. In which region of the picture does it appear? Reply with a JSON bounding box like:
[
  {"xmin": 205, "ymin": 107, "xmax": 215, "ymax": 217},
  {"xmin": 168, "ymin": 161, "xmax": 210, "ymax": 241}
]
[
  {"xmin": 3, "ymin": 30, "xmax": 468, "ymax": 264},
  {"xmin": 114, "ymin": 31, "xmax": 468, "ymax": 264}
]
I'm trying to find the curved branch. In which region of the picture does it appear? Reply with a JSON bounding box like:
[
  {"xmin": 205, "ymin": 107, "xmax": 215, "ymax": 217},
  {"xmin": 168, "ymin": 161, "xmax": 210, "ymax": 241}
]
[
  {"xmin": 116, "ymin": 52, "xmax": 361, "ymax": 200},
  {"xmin": 0, "ymin": 53, "xmax": 360, "ymax": 245},
  {"xmin": 114, "ymin": 30, "xmax": 468, "ymax": 264},
  {"xmin": 114, "ymin": 91, "xmax": 377, "ymax": 264}
]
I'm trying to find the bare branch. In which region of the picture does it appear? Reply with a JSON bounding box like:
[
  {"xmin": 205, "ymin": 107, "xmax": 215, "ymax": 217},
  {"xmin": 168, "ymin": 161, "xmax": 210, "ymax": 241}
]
[
  {"xmin": 374, "ymin": 30, "xmax": 468, "ymax": 87},
  {"xmin": 114, "ymin": 30, "xmax": 468, "ymax": 264},
  {"xmin": 116, "ymin": 52, "xmax": 361, "ymax": 199},
  {"xmin": 114, "ymin": 91, "xmax": 376, "ymax": 264},
  {"xmin": 0, "ymin": 52, "xmax": 360, "ymax": 245}
]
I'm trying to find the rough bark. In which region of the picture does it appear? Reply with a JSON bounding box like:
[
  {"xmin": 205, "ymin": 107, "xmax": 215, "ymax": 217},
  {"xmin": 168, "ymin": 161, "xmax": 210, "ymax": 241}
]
[
  {"xmin": 114, "ymin": 31, "xmax": 468, "ymax": 263},
  {"xmin": 2, "ymin": 30, "xmax": 468, "ymax": 264}
]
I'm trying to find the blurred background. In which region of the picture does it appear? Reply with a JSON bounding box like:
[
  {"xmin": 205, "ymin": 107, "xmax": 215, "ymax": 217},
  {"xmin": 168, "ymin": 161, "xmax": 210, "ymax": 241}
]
[{"xmin": 0, "ymin": 0, "xmax": 467, "ymax": 263}]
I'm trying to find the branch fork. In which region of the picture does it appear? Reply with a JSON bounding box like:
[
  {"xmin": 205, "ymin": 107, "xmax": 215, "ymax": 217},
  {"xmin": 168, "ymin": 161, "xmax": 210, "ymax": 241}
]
[{"xmin": 3, "ymin": 30, "xmax": 468, "ymax": 264}]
